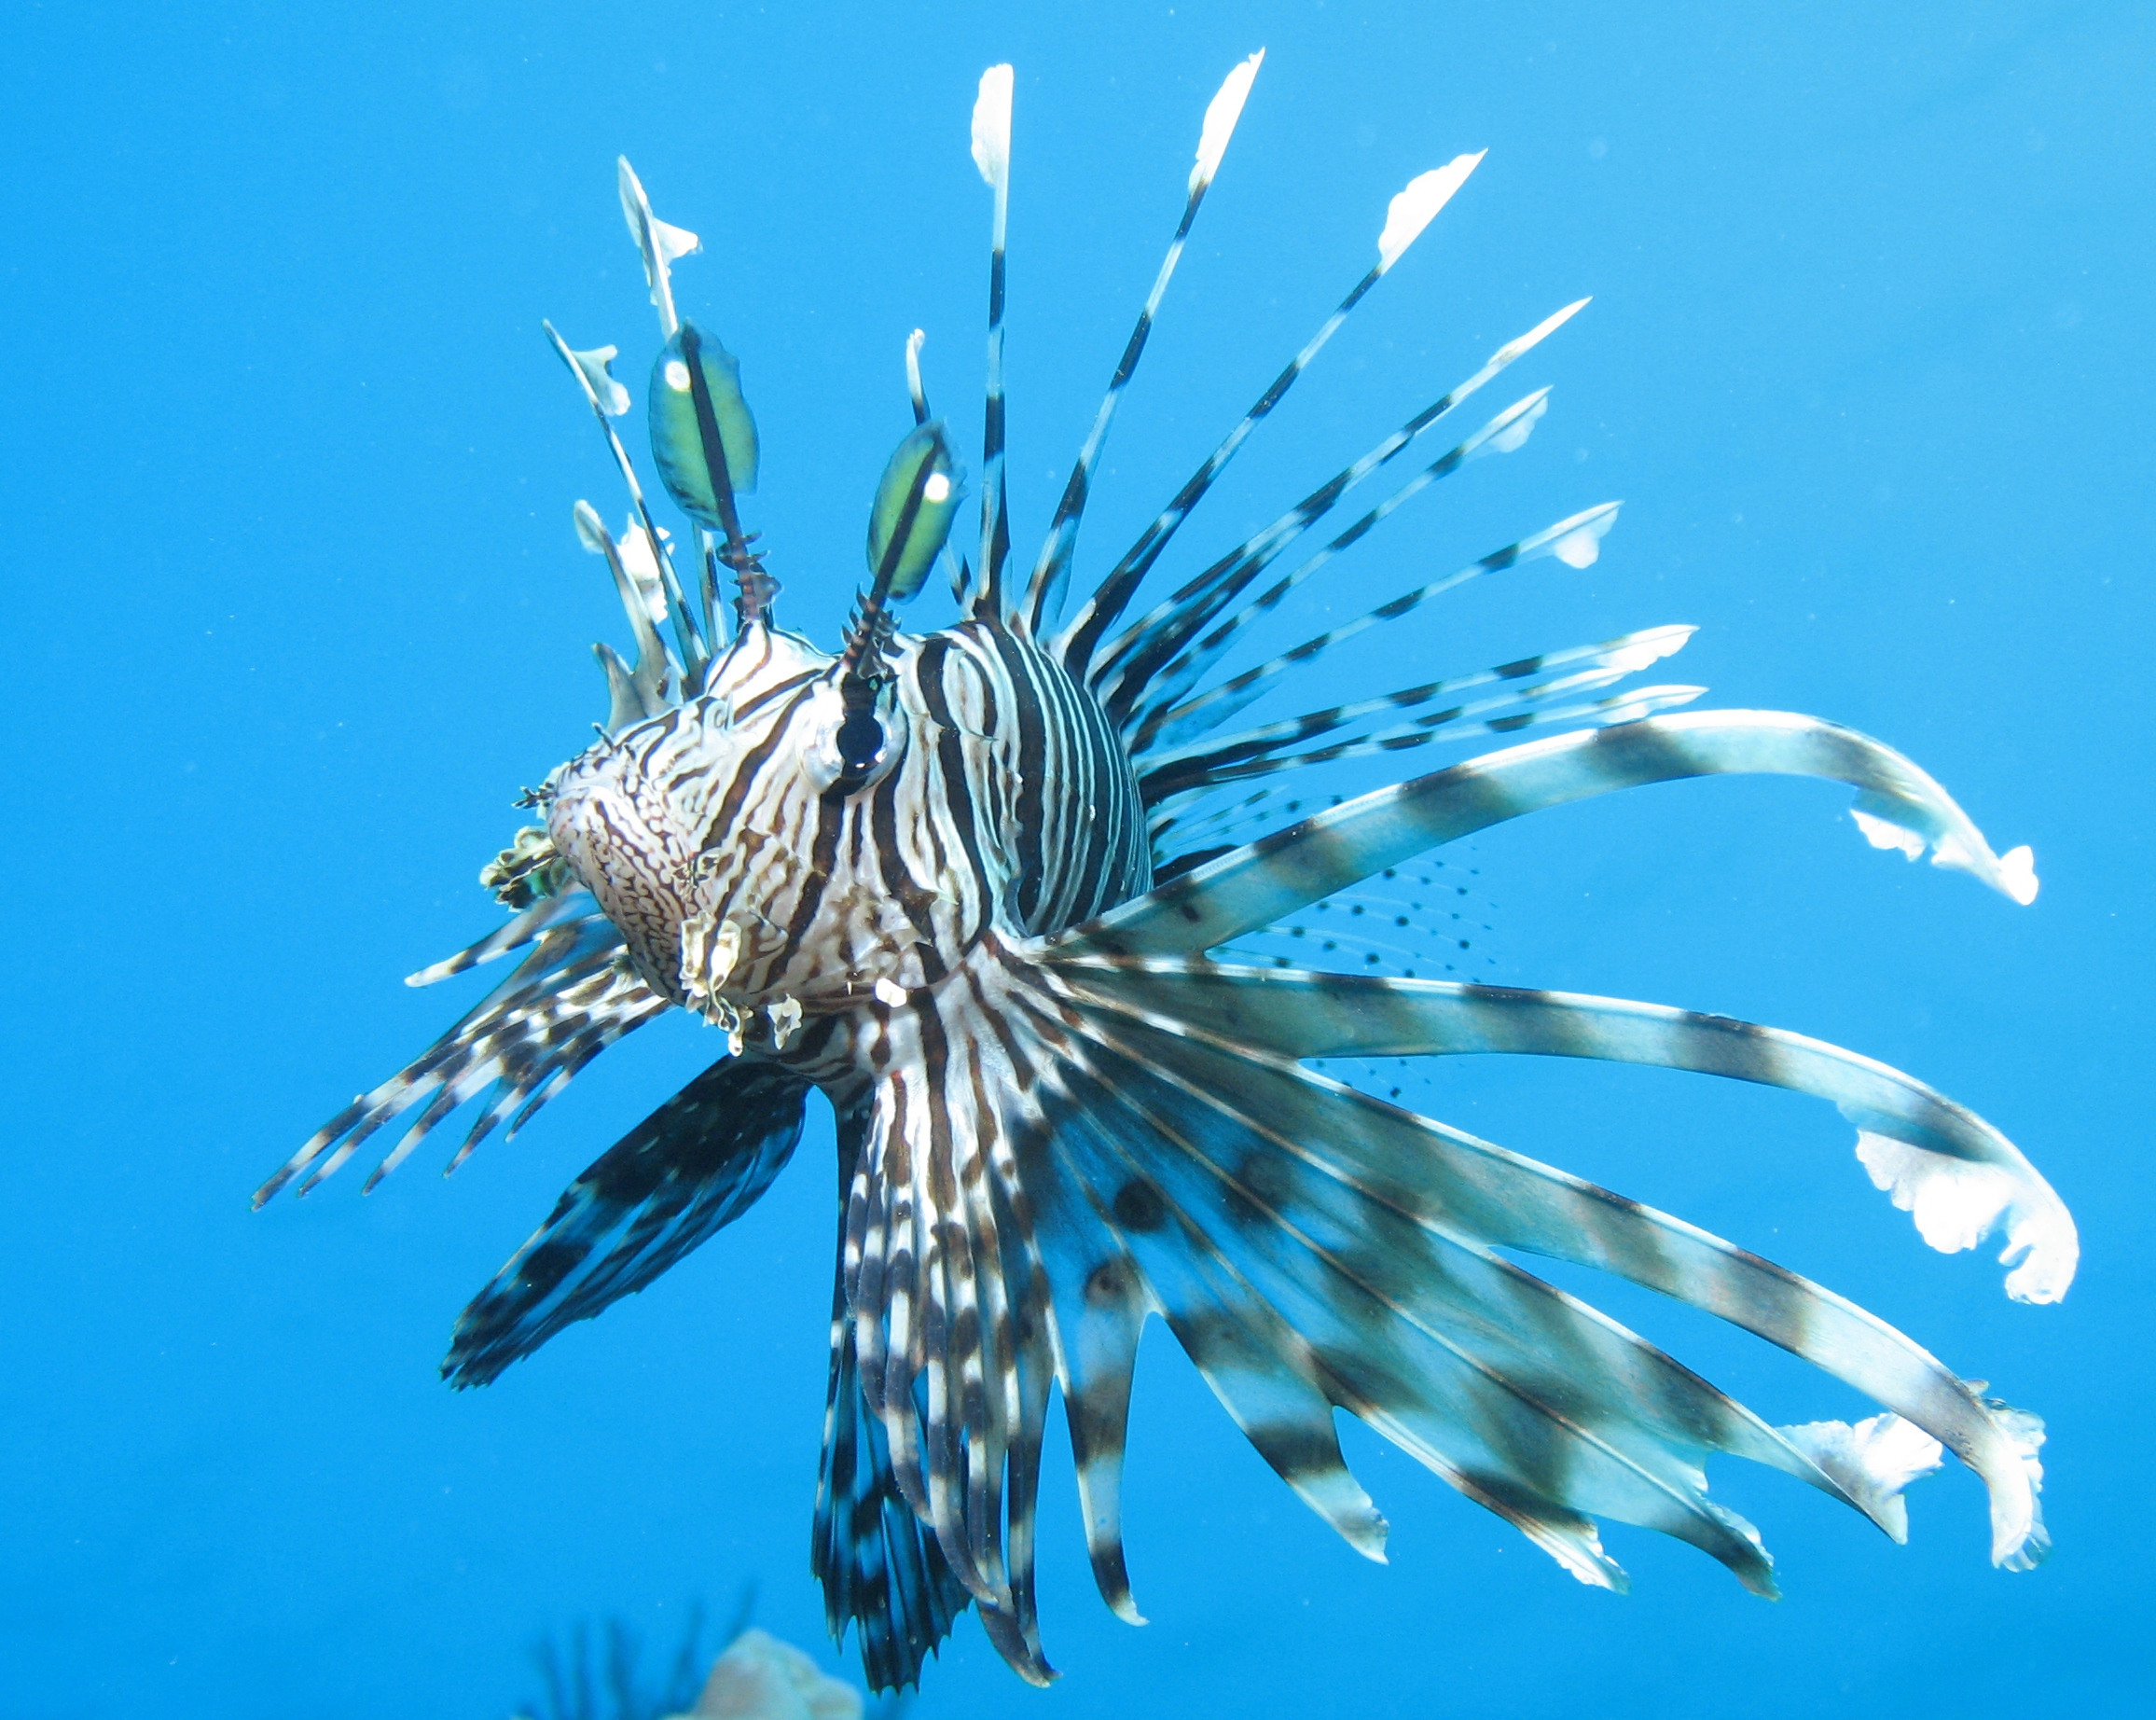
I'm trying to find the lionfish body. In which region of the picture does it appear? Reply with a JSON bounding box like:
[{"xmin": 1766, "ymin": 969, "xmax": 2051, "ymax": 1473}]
[{"xmin": 263, "ymin": 58, "xmax": 2076, "ymax": 1692}]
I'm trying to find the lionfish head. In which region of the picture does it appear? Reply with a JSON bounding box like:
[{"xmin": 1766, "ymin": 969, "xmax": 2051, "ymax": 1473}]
[
  {"xmin": 507, "ymin": 160, "xmax": 967, "ymax": 1033},
  {"xmin": 541, "ymin": 623, "xmax": 920, "ymax": 1032}
]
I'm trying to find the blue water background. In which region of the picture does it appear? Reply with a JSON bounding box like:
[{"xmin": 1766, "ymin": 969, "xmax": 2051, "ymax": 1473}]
[{"xmin": 4, "ymin": 3, "xmax": 2149, "ymax": 1714}]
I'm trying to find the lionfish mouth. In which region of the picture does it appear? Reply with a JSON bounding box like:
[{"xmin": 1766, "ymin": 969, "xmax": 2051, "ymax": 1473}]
[{"xmin": 260, "ymin": 49, "xmax": 2071, "ymax": 1698}]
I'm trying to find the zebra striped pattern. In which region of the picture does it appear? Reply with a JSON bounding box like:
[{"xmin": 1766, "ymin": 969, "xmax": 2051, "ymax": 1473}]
[
  {"xmin": 971, "ymin": 66, "xmax": 1015, "ymax": 616},
  {"xmin": 265, "ymin": 59, "xmax": 2069, "ymax": 1695},
  {"xmin": 1021, "ymin": 53, "xmax": 1265, "ymax": 633}
]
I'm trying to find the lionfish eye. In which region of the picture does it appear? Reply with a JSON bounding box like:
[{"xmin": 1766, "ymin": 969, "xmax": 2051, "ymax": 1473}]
[{"xmin": 836, "ymin": 706, "xmax": 885, "ymax": 776}]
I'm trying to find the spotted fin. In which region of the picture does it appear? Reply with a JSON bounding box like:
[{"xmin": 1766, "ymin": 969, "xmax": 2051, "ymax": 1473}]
[{"xmin": 443, "ymin": 1058, "xmax": 808, "ymax": 1387}]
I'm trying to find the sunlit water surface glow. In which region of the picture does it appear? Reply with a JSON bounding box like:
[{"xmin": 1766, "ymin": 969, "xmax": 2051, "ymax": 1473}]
[{"xmin": 3, "ymin": 3, "xmax": 2149, "ymax": 1716}]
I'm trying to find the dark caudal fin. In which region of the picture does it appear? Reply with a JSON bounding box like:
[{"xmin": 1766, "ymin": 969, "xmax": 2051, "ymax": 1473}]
[{"xmin": 443, "ymin": 1058, "xmax": 808, "ymax": 1387}]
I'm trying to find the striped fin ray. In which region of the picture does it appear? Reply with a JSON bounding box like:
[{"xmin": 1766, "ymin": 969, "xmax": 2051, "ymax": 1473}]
[
  {"xmin": 1141, "ymin": 683, "xmax": 1707, "ymax": 809},
  {"xmin": 1089, "ymin": 380, "xmax": 1547, "ymax": 732},
  {"xmin": 255, "ymin": 917, "xmax": 667, "ymax": 1205},
  {"xmin": 1059, "ymin": 964, "xmax": 2078, "ymax": 1307},
  {"xmin": 403, "ymin": 887, "xmax": 606, "ymax": 987},
  {"xmin": 544, "ymin": 318, "xmax": 710, "ymax": 676},
  {"xmin": 1140, "ymin": 636, "xmax": 1700, "ymax": 808},
  {"xmin": 816, "ymin": 1101, "xmax": 974, "ymax": 1692},
  {"xmin": 982, "ymin": 1186, "xmax": 1057, "ymax": 1676},
  {"xmin": 1060, "ymin": 710, "xmax": 2043, "ymax": 965},
  {"xmin": 1021, "ymin": 52, "xmax": 1265, "ymax": 632},
  {"xmin": 1130, "ymin": 497, "xmax": 1619, "ymax": 752},
  {"xmin": 971, "ymin": 65, "xmax": 1016, "ymax": 617},
  {"xmin": 833, "ymin": 943, "xmax": 1186, "ymax": 1682},
  {"xmin": 1109, "ymin": 390, "xmax": 1556, "ymax": 735},
  {"xmin": 1039, "ymin": 1075, "xmax": 1397, "ymax": 1560},
  {"xmin": 1145, "ymin": 782, "xmax": 1305, "ymax": 864},
  {"xmin": 1006, "ymin": 981, "xmax": 1892, "ymax": 1592},
  {"xmin": 901, "ymin": 332, "xmax": 976, "ymax": 605},
  {"xmin": 429, "ymin": 959, "xmax": 667, "ymax": 1182},
  {"xmin": 1024, "ymin": 966, "xmax": 2045, "ymax": 1569},
  {"xmin": 814, "ymin": 1303, "xmax": 974, "ymax": 1690},
  {"xmin": 1056, "ymin": 154, "xmax": 1486, "ymax": 673},
  {"xmin": 1138, "ymin": 624, "xmax": 1694, "ymax": 770},
  {"xmin": 845, "ymin": 1033, "xmax": 1019, "ymax": 1606},
  {"xmin": 442, "ymin": 1058, "xmax": 808, "ymax": 1387},
  {"xmin": 998, "ymin": 1055, "xmax": 1152, "ymax": 1624},
  {"xmin": 1080, "ymin": 295, "xmax": 1585, "ymax": 706}
]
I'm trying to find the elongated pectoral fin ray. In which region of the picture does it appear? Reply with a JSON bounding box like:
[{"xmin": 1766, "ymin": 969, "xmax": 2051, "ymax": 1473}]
[
  {"xmin": 256, "ymin": 920, "xmax": 666, "ymax": 1205},
  {"xmin": 1776, "ymin": 1413, "xmax": 1945, "ymax": 1544},
  {"xmin": 1007, "ymin": 1117, "xmax": 1151, "ymax": 1623},
  {"xmin": 403, "ymin": 888, "xmax": 600, "ymax": 988},
  {"xmin": 1059, "ymin": 712, "xmax": 2039, "ymax": 964},
  {"xmin": 1020, "ymin": 972, "xmax": 2048, "ymax": 1569},
  {"xmin": 1011, "ymin": 991, "xmax": 1844, "ymax": 1592},
  {"xmin": 1053, "ymin": 964, "xmax": 2077, "ymax": 1305},
  {"xmin": 441, "ymin": 1058, "xmax": 808, "ymax": 1387},
  {"xmin": 1054, "ymin": 1095, "xmax": 1392, "ymax": 1562}
]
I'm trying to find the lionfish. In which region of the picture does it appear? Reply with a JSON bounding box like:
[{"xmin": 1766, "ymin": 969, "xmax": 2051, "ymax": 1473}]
[{"xmin": 260, "ymin": 57, "xmax": 2076, "ymax": 1692}]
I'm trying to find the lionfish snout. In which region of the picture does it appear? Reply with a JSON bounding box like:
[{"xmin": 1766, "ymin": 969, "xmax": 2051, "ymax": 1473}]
[{"xmin": 544, "ymin": 745, "xmax": 704, "ymax": 1007}]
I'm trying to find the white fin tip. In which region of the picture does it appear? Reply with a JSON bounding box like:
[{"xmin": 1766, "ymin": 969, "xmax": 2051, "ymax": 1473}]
[
  {"xmin": 1527, "ymin": 501, "xmax": 1620, "ymax": 568},
  {"xmin": 1851, "ymin": 812, "xmax": 2039, "ymax": 906},
  {"xmin": 1376, "ymin": 151, "xmax": 1485, "ymax": 272},
  {"xmin": 566, "ymin": 341, "xmax": 629, "ymax": 416},
  {"xmin": 972, "ymin": 65, "xmax": 1014, "ymax": 187},
  {"xmin": 1854, "ymin": 1130, "xmax": 2079, "ymax": 1303},
  {"xmin": 1778, "ymin": 1413, "xmax": 1943, "ymax": 1543},
  {"xmin": 1192, "ymin": 49, "xmax": 1265, "ymax": 193},
  {"xmin": 1495, "ymin": 297, "xmax": 1591, "ymax": 365},
  {"xmin": 572, "ymin": 499, "xmax": 610, "ymax": 555}
]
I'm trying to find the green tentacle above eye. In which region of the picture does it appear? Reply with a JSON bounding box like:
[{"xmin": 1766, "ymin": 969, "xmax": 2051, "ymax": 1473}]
[
  {"xmin": 866, "ymin": 420, "xmax": 963, "ymax": 602},
  {"xmin": 649, "ymin": 319, "xmax": 759, "ymax": 530}
]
